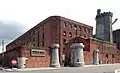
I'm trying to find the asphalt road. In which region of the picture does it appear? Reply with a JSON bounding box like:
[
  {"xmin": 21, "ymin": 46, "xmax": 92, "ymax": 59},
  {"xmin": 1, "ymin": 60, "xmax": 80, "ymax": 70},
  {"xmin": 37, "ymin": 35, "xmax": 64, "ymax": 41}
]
[{"xmin": 1, "ymin": 64, "xmax": 120, "ymax": 73}]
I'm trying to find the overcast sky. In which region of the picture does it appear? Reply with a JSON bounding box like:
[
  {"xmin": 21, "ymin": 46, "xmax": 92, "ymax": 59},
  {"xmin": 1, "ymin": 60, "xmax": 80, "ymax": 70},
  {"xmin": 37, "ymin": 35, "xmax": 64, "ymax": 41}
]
[{"xmin": 0, "ymin": 0, "xmax": 120, "ymax": 52}]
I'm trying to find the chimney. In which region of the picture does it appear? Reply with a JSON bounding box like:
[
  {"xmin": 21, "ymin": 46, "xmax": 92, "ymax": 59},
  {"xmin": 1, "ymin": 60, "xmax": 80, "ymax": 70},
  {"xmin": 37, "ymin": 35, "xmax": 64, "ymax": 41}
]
[{"xmin": 97, "ymin": 9, "xmax": 101, "ymax": 15}]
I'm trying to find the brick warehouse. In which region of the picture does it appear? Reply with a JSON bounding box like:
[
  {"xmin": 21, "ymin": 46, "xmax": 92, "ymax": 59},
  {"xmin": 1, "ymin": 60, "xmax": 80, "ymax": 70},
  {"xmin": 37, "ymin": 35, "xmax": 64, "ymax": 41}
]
[
  {"xmin": 113, "ymin": 29, "xmax": 120, "ymax": 50},
  {"xmin": 1, "ymin": 15, "xmax": 120, "ymax": 68},
  {"xmin": 65, "ymin": 37, "xmax": 120, "ymax": 65},
  {"xmin": 1, "ymin": 16, "xmax": 93, "ymax": 68}
]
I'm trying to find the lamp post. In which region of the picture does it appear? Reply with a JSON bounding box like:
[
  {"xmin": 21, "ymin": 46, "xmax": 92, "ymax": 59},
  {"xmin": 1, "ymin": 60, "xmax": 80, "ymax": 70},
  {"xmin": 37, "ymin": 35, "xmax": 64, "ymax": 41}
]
[
  {"xmin": 2, "ymin": 40, "xmax": 4, "ymax": 67},
  {"xmin": 110, "ymin": 18, "xmax": 118, "ymax": 43}
]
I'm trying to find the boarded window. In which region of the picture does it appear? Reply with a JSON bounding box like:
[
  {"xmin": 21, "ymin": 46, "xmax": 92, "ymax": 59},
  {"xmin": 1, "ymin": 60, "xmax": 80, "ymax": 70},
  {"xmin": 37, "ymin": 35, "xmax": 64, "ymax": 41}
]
[{"xmin": 31, "ymin": 49, "xmax": 45, "ymax": 56}]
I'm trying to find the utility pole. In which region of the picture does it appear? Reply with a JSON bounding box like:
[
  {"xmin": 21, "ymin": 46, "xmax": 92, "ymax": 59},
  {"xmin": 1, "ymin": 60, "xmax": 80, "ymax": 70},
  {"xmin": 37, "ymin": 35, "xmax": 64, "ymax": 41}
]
[
  {"xmin": 110, "ymin": 18, "xmax": 118, "ymax": 43},
  {"xmin": 2, "ymin": 40, "xmax": 4, "ymax": 67}
]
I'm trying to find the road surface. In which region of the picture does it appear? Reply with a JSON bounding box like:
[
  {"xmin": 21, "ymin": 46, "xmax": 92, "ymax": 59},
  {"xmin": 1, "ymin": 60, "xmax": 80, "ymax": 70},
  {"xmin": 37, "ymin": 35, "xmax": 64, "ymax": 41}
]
[{"xmin": 1, "ymin": 64, "xmax": 120, "ymax": 73}]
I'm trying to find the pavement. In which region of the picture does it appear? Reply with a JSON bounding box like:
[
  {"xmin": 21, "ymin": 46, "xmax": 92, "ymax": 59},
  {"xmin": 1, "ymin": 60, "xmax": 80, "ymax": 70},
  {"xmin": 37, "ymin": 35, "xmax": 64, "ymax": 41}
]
[
  {"xmin": 0, "ymin": 67, "xmax": 60, "ymax": 72},
  {"xmin": 0, "ymin": 64, "xmax": 120, "ymax": 72}
]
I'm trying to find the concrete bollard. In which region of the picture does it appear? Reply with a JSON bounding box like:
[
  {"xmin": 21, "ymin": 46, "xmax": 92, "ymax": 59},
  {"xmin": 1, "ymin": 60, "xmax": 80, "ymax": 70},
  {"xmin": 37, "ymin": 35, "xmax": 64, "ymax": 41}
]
[
  {"xmin": 50, "ymin": 44, "xmax": 60, "ymax": 68},
  {"xmin": 71, "ymin": 43, "xmax": 85, "ymax": 67},
  {"xmin": 17, "ymin": 57, "xmax": 28, "ymax": 68},
  {"xmin": 93, "ymin": 49, "xmax": 99, "ymax": 65}
]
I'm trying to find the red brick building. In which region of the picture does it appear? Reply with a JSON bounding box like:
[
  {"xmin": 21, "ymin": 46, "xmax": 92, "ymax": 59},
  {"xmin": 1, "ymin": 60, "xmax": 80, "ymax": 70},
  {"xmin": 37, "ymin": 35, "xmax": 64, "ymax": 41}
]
[
  {"xmin": 3, "ymin": 16, "xmax": 92, "ymax": 67},
  {"xmin": 113, "ymin": 29, "xmax": 120, "ymax": 50},
  {"xmin": 1, "ymin": 16, "xmax": 120, "ymax": 68},
  {"xmin": 65, "ymin": 37, "xmax": 120, "ymax": 65}
]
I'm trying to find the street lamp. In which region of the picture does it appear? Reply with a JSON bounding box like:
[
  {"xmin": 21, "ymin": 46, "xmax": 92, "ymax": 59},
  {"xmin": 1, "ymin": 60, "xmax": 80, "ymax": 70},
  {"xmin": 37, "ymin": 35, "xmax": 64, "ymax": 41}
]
[
  {"xmin": 2, "ymin": 40, "xmax": 4, "ymax": 67},
  {"xmin": 112, "ymin": 18, "xmax": 118, "ymax": 25}
]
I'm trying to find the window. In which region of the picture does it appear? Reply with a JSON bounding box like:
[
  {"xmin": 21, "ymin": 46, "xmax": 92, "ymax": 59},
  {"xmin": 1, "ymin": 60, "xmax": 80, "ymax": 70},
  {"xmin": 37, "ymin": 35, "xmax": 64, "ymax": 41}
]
[
  {"xmin": 42, "ymin": 33, "xmax": 44, "ymax": 39},
  {"xmin": 33, "ymin": 42, "xmax": 35, "ymax": 46},
  {"xmin": 74, "ymin": 25, "xmax": 77, "ymax": 37},
  {"xmin": 79, "ymin": 34, "xmax": 82, "ymax": 36},
  {"xmin": 69, "ymin": 24, "xmax": 72, "ymax": 28},
  {"xmin": 63, "ymin": 48, "xmax": 65, "ymax": 54},
  {"xmin": 74, "ymin": 25, "xmax": 77, "ymax": 30},
  {"xmin": 33, "ymin": 31, "xmax": 35, "ymax": 35},
  {"xmin": 88, "ymin": 29, "xmax": 91, "ymax": 33},
  {"xmin": 63, "ymin": 39, "xmax": 66, "ymax": 44},
  {"xmin": 31, "ymin": 49, "xmax": 45, "ymax": 56},
  {"xmin": 42, "ymin": 33, "xmax": 44, "ymax": 46},
  {"xmin": 79, "ymin": 27, "xmax": 82, "ymax": 31},
  {"xmin": 112, "ymin": 54, "xmax": 114, "ymax": 58},
  {"xmin": 86, "ymin": 28, "xmax": 88, "ymax": 33},
  {"xmin": 63, "ymin": 22, "xmax": 66, "ymax": 28},
  {"xmin": 74, "ymin": 30, "xmax": 77, "ymax": 37},
  {"xmin": 33, "ymin": 37, "xmax": 35, "ymax": 42},
  {"xmin": 69, "ymin": 32, "xmax": 72, "ymax": 37},
  {"xmin": 77, "ymin": 59, "xmax": 79, "ymax": 62},
  {"xmin": 42, "ymin": 41, "xmax": 44, "ymax": 46},
  {"xmin": 84, "ymin": 27, "xmax": 86, "ymax": 32},
  {"xmin": 75, "ymin": 30, "xmax": 77, "ymax": 36},
  {"xmin": 106, "ymin": 54, "xmax": 108, "ymax": 58},
  {"xmin": 84, "ymin": 35, "xmax": 86, "ymax": 38},
  {"xmin": 63, "ymin": 31, "xmax": 66, "ymax": 36},
  {"xmin": 37, "ymin": 34, "xmax": 39, "ymax": 47}
]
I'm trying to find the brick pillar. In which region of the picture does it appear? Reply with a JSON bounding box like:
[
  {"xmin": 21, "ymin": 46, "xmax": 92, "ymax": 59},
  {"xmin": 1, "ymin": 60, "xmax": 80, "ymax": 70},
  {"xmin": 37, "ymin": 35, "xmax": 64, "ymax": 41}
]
[{"xmin": 50, "ymin": 44, "xmax": 60, "ymax": 68}]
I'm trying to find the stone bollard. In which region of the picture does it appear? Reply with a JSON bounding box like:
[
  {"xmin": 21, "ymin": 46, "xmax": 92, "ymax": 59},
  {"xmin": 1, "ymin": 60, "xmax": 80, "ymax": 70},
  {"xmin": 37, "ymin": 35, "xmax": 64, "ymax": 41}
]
[
  {"xmin": 93, "ymin": 49, "xmax": 99, "ymax": 65},
  {"xmin": 70, "ymin": 48, "xmax": 75, "ymax": 67},
  {"xmin": 71, "ymin": 43, "xmax": 85, "ymax": 67},
  {"xmin": 17, "ymin": 57, "xmax": 28, "ymax": 68},
  {"xmin": 50, "ymin": 44, "xmax": 60, "ymax": 68}
]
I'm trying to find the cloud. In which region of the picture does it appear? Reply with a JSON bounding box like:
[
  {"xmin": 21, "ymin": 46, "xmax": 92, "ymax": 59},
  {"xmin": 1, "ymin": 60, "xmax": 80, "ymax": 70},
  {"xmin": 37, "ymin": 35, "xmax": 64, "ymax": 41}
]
[{"xmin": 0, "ymin": 21, "xmax": 26, "ymax": 45}]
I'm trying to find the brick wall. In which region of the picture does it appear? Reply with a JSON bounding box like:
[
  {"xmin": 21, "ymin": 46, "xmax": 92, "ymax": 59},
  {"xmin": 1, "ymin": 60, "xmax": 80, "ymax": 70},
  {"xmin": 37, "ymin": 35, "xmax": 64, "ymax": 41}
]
[
  {"xmin": 25, "ymin": 50, "xmax": 51, "ymax": 68},
  {"xmin": 0, "ymin": 47, "xmax": 19, "ymax": 67},
  {"xmin": 0, "ymin": 46, "xmax": 51, "ymax": 68},
  {"xmin": 64, "ymin": 37, "xmax": 120, "ymax": 66},
  {"xmin": 90, "ymin": 38, "xmax": 120, "ymax": 64},
  {"xmin": 19, "ymin": 46, "xmax": 51, "ymax": 68},
  {"xmin": 59, "ymin": 17, "xmax": 93, "ymax": 64},
  {"xmin": 64, "ymin": 36, "xmax": 90, "ymax": 65}
]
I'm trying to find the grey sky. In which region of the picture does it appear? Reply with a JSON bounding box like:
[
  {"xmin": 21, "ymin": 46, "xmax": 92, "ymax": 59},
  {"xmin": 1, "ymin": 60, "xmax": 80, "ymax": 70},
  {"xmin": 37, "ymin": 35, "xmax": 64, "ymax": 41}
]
[
  {"xmin": 0, "ymin": 0, "xmax": 120, "ymax": 46},
  {"xmin": 0, "ymin": 21, "xmax": 26, "ymax": 45}
]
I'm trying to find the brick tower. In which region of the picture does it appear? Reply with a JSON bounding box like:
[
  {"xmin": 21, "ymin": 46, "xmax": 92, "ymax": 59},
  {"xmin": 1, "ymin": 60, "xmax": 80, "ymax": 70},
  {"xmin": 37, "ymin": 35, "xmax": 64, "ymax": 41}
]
[{"xmin": 95, "ymin": 9, "xmax": 113, "ymax": 43}]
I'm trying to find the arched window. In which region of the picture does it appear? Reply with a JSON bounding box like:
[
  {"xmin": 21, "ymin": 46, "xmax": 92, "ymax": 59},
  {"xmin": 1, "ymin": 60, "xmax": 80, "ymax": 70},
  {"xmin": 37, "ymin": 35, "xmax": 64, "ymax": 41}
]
[
  {"xmin": 69, "ymin": 32, "xmax": 72, "ymax": 37},
  {"xmin": 69, "ymin": 24, "xmax": 72, "ymax": 28},
  {"xmin": 63, "ymin": 39, "xmax": 66, "ymax": 44},
  {"xmin": 63, "ymin": 31, "xmax": 66, "ymax": 36},
  {"xmin": 74, "ymin": 24, "xmax": 77, "ymax": 36},
  {"xmin": 106, "ymin": 54, "xmax": 108, "ymax": 58},
  {"xmin": 79, "ymin": 27, "xmax": 82, "ymax": 31},
  {"xmin": 112, "ymin": 54, "xmax": 114, "ymax": 58},
  {"xmin": 74, "ymin": 24, "xmax": 77, "ymax": 30},
  {"xmin": 63, "ymin": 22, "xmax": 66, "ymax": 28}
]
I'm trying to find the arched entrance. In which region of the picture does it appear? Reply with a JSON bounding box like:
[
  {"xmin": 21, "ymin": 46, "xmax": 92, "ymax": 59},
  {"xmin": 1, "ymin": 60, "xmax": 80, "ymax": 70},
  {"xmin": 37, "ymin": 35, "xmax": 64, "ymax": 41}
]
[{"xmin": 64, "ymin": 37, "xmax": 88, "ymax": 67}]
